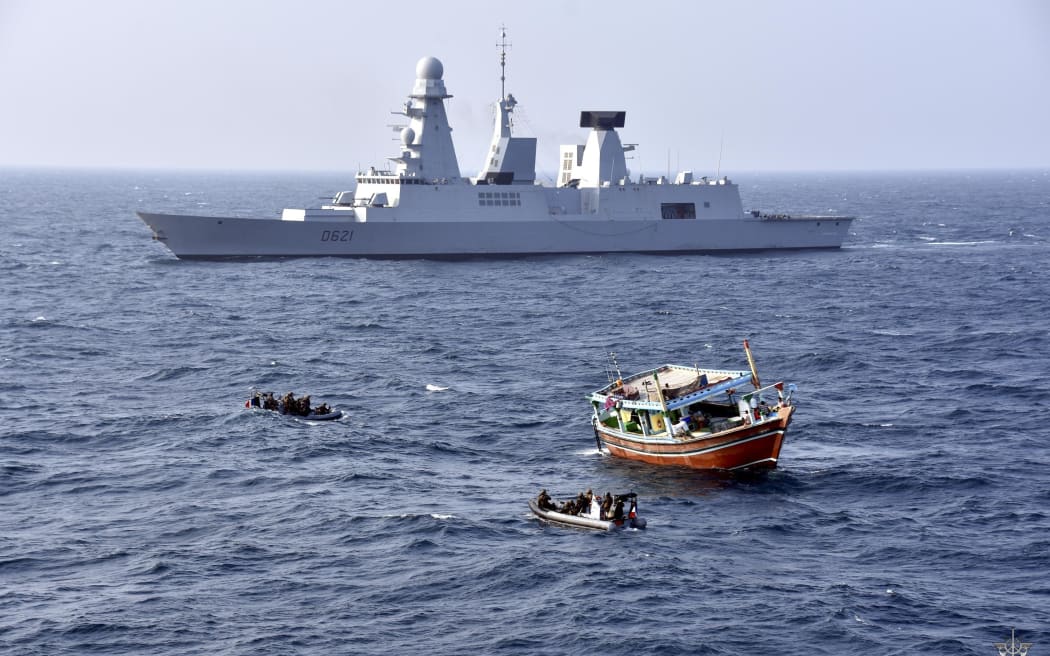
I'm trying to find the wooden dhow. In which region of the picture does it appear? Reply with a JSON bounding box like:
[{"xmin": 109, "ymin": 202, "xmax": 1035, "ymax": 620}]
[{"xmin": 588, "ymin": 342, "xmax": 795, "ymax": 471}]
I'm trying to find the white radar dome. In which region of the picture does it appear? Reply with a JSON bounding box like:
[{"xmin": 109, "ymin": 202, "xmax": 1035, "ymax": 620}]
[
  {"xmin": 416, "ymin": 56, "xmax": 444, "ymax": 80},
  {"xmin": 400, "ymin": 127, "xmax": 416, "ymax": 146}
]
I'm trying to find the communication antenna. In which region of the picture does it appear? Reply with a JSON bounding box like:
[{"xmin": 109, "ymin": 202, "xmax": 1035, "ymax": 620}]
[
  {"xmin": 497, "ymin": 25, "xmax": 511, "ymax": 101},
  {"xmin": 716, "ymin": 131, "xmax": 725, "ymax": 179}
]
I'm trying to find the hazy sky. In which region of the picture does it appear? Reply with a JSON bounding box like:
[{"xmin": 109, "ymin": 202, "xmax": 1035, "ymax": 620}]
[{"xmin": 1, "ymin": 0, "xmax": 1048, "ymax": 174}]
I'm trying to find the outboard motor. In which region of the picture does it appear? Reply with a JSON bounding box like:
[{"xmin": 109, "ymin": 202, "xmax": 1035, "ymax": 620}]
[{"xmin": 621, "ymin": 492, "xmax": 646, "ymax": 529}]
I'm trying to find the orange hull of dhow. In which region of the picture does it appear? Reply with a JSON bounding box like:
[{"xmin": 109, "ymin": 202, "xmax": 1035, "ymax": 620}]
[{"xmin": 595, "ymin": 405, "xmax": 793, "ymax": 470}]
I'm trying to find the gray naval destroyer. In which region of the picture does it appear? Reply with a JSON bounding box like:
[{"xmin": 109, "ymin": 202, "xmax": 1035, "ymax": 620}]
[{"xmin": 138, "ymin": 47, "xmax": 853, "ymax": 259}]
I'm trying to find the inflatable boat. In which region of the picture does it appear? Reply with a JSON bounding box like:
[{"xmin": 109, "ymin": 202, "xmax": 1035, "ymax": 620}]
[
  {"xmin": 528, "ymin": 492, "xmax": 646, "ymax": 531},
  {"xmin": 246, "ymin": 391, "xmax": 343, "ymax": 421}
]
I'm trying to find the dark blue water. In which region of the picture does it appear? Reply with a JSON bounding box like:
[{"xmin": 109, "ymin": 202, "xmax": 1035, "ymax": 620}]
[{"xmin": 2, "ymin": 168, "xmax": 1048, "ymax": 655}]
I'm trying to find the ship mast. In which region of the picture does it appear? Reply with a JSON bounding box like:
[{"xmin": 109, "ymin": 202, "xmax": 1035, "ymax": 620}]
[
  {"xmin": 490, "ymin": 27, "xmax": 516, "ymax": 140},
  {"xmin": 498, "ymin": 25, "xmax": 509, "ymax": 101},
  {"xmin": 476, "ymin": 26, "xmax": 537, "ymax": 184}
]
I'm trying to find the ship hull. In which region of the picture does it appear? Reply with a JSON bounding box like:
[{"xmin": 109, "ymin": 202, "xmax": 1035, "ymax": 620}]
[
  {"xmin": 138, "ymin": 212, "xmax": 851, "ymax": 259},
  {"xmin": 596, "ymin": 407, "xmax": 793, "ymax": 471}
]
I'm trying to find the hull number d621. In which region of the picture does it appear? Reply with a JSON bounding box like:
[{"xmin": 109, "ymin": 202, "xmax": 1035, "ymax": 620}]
[{"xmin": 321, "ymin": 230, "xmax": 353, "ymax": 242}]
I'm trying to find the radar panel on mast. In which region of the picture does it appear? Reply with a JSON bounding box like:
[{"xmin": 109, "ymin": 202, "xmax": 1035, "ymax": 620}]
[{"xmin": 579, "ymin": 111, "xmax": 626, "ymax": 129}]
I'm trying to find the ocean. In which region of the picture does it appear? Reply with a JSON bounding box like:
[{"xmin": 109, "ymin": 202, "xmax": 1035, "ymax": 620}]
[{"xmin": 1, "ymin": 168, "xmax": 1048, "ymax": 655}]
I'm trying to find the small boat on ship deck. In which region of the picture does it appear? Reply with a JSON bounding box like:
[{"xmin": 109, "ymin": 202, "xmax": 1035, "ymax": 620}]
[{"xmin": 588, "ymin": 341, "xmax": 796, "ymax": 471}]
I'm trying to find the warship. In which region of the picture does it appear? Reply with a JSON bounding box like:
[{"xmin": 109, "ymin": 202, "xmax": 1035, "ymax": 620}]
[{"xmin": 138, "ymin": 34, "xmax": 853, "ymax": 259}]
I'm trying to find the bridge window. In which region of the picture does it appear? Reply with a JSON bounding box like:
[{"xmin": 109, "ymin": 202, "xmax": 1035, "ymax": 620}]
[
  {"xmin": 478, "ymin": 191, "xmax": 521, "ymax": 207},
  {"xmin": 660, "ymin": 202, "xmax": 696, "ymax": 219}
]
